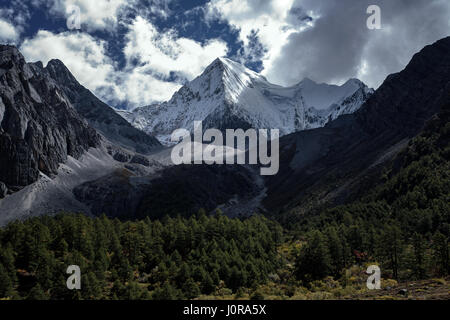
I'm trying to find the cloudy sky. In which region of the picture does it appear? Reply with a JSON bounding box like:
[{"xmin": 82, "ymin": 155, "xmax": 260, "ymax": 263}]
[{"xmin": 0, "ymin": 0, "xmax": 449, "ymax": 109}]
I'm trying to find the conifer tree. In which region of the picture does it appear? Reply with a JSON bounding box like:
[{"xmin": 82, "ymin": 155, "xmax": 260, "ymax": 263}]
[
  {"xmin": 27, "ymin": 283, "xmax": 48, "ymax": 300},
  {"xmin": 325, "ymin": 227, "xmax": 344, "ymax": 276},
  {"xmin": 295, "ymin": 231, "xmax": 331, "ymax": 282},
  {"xmin": 412, "ymin": 233, "xmax": 426, "ymax": 279},
  {"xmin": 432, "ymin": 232, "xmax": 449, "ymax": 275},
  {"xmin": 152, "ymin": 282, "xmax": 180, "ymax": 300},
  {"xmin": 182, "ymin": 278, "xmax": 201, "ymax": 299},
  {"xmin": 0, "ymin": 264, "xmax": 12, "ymax": 298},
  {"xmin": 376, "ymin": 223, "xmax": 403, "ymax": 279}
]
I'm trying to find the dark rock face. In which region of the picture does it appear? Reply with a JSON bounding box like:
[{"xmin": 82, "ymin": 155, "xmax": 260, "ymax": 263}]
[
  {"xmin": 112, "ymin": 150, "xmax": 132, "ymax": 163},
  {"xmin": 264, "ymin": 37, "xmax": 450, "ymax": 213},
  {"xmin": 73, "ymin": 168, "xmax": 149, "ymax": 218},
  {"xmin": 73, "ymin": 163, "xmax": 262, "ymax": 219},
  {"xmin": 356, "ymin": 37, "xmax": 450, "ymax": 137},
  {"xmin": 135, "ymin": 164, "xmax": 262, "ymax": 220},
  {"xmin": 0, "ymin": 45, "xmax": 100, "ymax": 190},
  {"xmin": 0, "ymin": 181, "xmax": 7, "ymax": 198},
  {"xmin": 130, "ymin": 154, "xmax": 151, "ymax": 167},
  {"xmin": 105, "ymin": 144, "xmax": 159, "ymax": 168},
  {"xmin": 41, "ymin": 59, "xmax": 161, "ymax": 154}
]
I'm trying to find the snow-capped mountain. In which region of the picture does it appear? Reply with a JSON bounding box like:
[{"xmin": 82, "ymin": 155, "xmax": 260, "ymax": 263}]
[{"xmin": 118, "ymin": 57, "xmax": 373, "ymax": 144}]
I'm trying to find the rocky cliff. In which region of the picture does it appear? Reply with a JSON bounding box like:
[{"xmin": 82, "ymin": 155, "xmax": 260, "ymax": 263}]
[
  {"xmin": 41, "ymin": 59, "xmax": 161, "ymax": 154},
  {"xmin": 264, "ymin": 36, "xmax": 450, "ymax": 213},
  {"xmin": 0, "ymin": 45, "xmax": 100, "ymax": 197}
]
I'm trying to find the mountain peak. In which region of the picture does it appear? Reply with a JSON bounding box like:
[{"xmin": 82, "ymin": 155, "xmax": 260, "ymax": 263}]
[
  {"xmin": 39, "ymin": 57, "xmax": 162, "ymax": 153},
  {"xmin": 297, "ymin": 76, "xmax": 372, "ymax": 111},
  {"xmin": 211, "ymin": 56, "xmax": 238, "ymax": 67},
  {"xmin": 202, "ymin": 56, "xmax": 262, "ymax": 81},
  {"xmin": 122, "ymin": 56, "xmax": 373, "ymax": 144},
  {"xmin": 344, "ymin": 78, "xmax": 363, "ymax": 85},
  {"xmin": 0, "ymin": 44, "xmax": 22, "ymax": 56},
  {"xmin": 47, "ymin": 58, "xmax": 68, "ymax": 69},
  {"xmin": 0, "ymin": 45, "xmax": 101, "ymax": 191},
  {"xmin": 203, "ymin": 57, "xmax": 236, "ymax": 75},
  {"xmin": 183, "ymin": 56, "xmax": 261, "ymax": 105},
  {"xmin": 200, "ymin": 57, "xmax": 227, "ymax": 79},
  {"xmin": 212, "ymin": 56, "xmax": 229, "ymax": 65},
  {"xmin": 0, "ymin": 45, "xmax": 26, "ymax": 69},
  {"xmin": 299, "ymin": 77, "xmax": 316, "ymax": 85},
  {"xmin": 45, "ymin": 59, "xmax": 79, "ymax": 85},
  {"xmin": 342, "ymin": 78, "xmax": 367, "ymax": 90}
]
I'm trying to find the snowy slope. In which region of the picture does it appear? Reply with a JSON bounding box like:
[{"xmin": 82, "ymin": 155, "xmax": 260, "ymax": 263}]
[{"xmin": 118, "ymin": 58, "xmax": 373, "ymax": 145}]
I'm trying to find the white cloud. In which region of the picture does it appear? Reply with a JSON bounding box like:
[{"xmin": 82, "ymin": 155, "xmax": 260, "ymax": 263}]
[
  {"xmin": 207, "ymin": 0, "xmax": 450, "ymax": 90},
  {"xmin": 19, "ymin": 16, "xmax": 229, "ymax": 108},
  {"xmin": 264, "ymin": 0, "xmax": 450, "ymax": 89},
  {"xmin": 0, "ymin": 18, "xmax": 20, "ymax": 43},
  {"xmin": 206, "ymin": 0, "xmax": 306, "ymax": 73},
  {"xmin": 124, "ymin": 16, "xmax": 229, "ymax": 81},
  {"xmin": 119, "ymin": 67, "xmax": 181, "ymax": 106},
  {"xmin": 19, "ymin": 29, "xmax": 175, "ymax": 107},
  {"xmin": 20, "ymin": 30, "xmax": 115, "ymax": 91}
]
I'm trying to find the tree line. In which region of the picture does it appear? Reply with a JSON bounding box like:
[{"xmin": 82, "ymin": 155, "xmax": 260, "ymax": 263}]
[{"xmin": 0, "ymin": 212, "xmax": 283, "ymax": 300}]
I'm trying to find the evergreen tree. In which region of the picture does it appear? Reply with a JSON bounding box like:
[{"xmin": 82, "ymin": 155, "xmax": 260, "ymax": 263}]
[
  {"xmin": 124, "ymin": 281, "xmax": 146, "ymax": 300},
  {"xmin": 118, "ymin": 257, "xmax": 132, "ymax": 281},
  {"xmin": 152, "ymin": 282, "xmax": 180, "ymax": 300},
  {"xmin": 110, "ymin": 279, "xmax": 125, "ymax": 299},
  {"xmin": 0, "ymin": 243, "xmax": 17, "ymax": 284},
  {"xmin": 250, "ymin": 290, "xmax": 264, "ymax": 300},
  {"xmin": 82, "ymin": 272, "xmax": 103, "ymax": 299},
  {"xmin": 182, "ymin": 278, "xmax": 201, "ymax": 299},
  {"xmin": 412, "ymin": 233, "xmax": 427, "ymax": 279},
  {"xmin": 201, "ymin": 273, "xmax": 215, "ymax": 295},
  {"xmin": 295, "ymin": 231, "xmax": 332, "ymax": 282},
  {"xmin": 27, "ymin": 283, "xmax": 48, "ymax": 300},
  {"xmin": 0, "ymin": 264, "xmax": 12, "ymax": 298},
  {"xmin": 325, "ymin": 227, "xmax": 344, "ymax": 276},
  {"xmin": 432, "ymin": 232, "xmax": 449, "ymax": 275},
  {"xmin": 176, "ymin": 262, "xmax": 191, "ymax": 285},
  {"xmin": 228, "ymin": 266, "xmax": 246, "ymax": 292},
  {"xmin": 376, "ymin": 223, "xmax": 403, "ymax": 280}
]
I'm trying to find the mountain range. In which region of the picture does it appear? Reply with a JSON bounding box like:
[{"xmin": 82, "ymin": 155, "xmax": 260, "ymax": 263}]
[
  {"xmin": 117, "ymin": 57, "xmax": 373, "ymax": 144},
  {"xmin": 0, "ymin": 37, "xmax": 449, "ymax": 225}
]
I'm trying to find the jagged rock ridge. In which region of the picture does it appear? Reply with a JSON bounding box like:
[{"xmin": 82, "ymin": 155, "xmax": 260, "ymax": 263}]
[
  {"xmin": 40, "ymin": 59, "xmax": 161, "ymax": 154},
  {"xmin": 0, "ymin": 45, "xmax": 100, "ymax": 196}
]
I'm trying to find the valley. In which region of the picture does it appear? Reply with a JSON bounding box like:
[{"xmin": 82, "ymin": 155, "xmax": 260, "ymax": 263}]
[{"xmin": 0, "ymin": 36, "xmax": 449, "ymax": 301}]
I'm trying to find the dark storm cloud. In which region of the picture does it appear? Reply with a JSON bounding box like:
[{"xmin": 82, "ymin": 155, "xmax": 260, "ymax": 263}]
[{"xmin": 267, "ymin": 0, "xmax": 450, "ymax": 88}]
